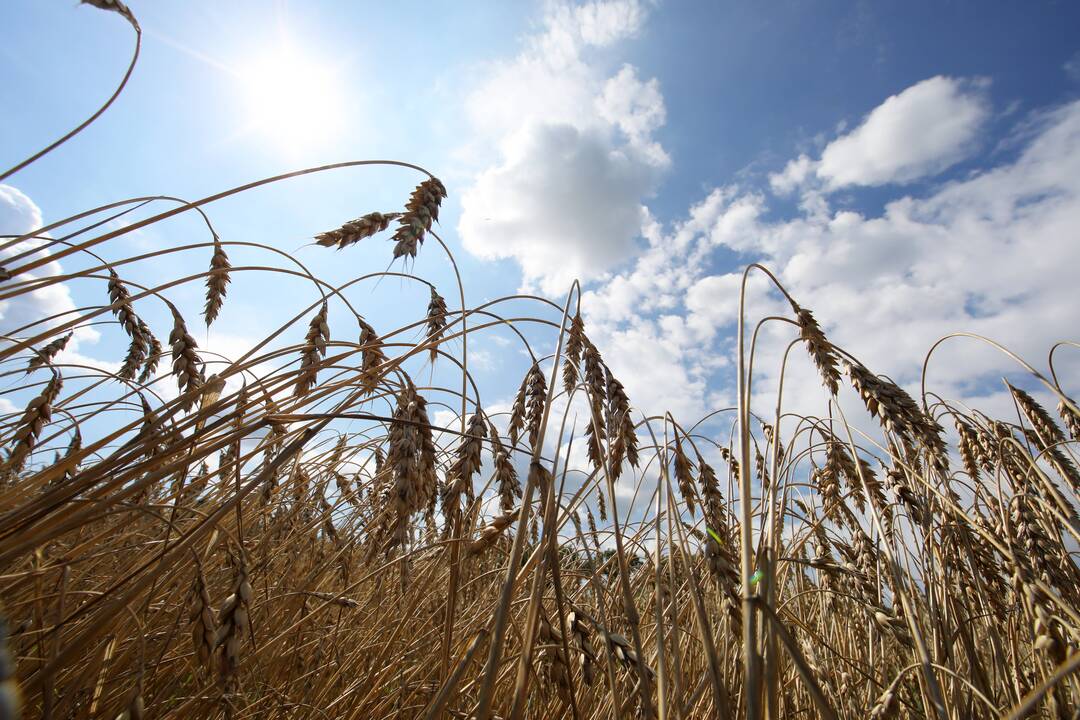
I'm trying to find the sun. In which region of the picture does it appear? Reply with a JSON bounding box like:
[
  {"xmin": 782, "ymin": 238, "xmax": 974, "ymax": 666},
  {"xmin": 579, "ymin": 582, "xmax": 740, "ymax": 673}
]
[{"xmin": 236, "ymin": 42, "xmax": 344, "ymax": 154}]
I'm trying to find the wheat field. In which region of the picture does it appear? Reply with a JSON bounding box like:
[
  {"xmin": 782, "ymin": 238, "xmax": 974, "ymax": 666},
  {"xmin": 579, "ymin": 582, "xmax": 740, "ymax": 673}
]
[{"xmin": 1, "ymin": 2, "xmax": 1079, "ymax": 719}]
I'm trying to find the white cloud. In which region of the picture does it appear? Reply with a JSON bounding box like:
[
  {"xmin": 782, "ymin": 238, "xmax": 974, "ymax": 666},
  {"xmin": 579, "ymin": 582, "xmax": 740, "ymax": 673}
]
[
  {"xmin": 596, "ymin": 64, "xmax": 669, "ymax": 165},
  {"xmin": 685, "ymin": 270, "xmax": 784, "ymax": 342},
  {"xmin": 576, "ymin": 190, "xmax": 756, "ymax": 419},
  {"xmin": 458, "ymin": 0, "xmax": 667, "ymax": 296},
  {"xmin": 1065, "ymin": 51, "xmax": 1080, "ymax": 84},
  {"xmin": 569, "ymin": 0, "xmax": 646, "ymax": 47},
  {"xmin": 0, "ymin": 185, "xmax": 100, "ymax": 354},
  {"xmin": 769, "ymin": 154, "xmax": 814, "ymax": 196},
  {"xmin": 461, "ymin": 124, "xmax": 658, "ymax": 295},
  {"xmin": 581, "ymin": 188, "xmax": 736, "ymax": 329},
  {"xmin": 768, "ymin": 77, "xmax": 991, "ymax": 196},
  {"xmin": 469, "ymin": 348, "xmax": 496, "ymax": 371},
  {"xmin": 582, "ymin": 95, "xmax": 1080, "ymax": 428},
  {"xmin": 816, "ymin": 76, "xmax": 989, "ymax": 188},
  {"xmin": 0, "ymin": 185, "xmax": 41, "ymax": 235},
  {"xmin": 598, "ymin": 318, "xmax": 710, "ymax": 421}
]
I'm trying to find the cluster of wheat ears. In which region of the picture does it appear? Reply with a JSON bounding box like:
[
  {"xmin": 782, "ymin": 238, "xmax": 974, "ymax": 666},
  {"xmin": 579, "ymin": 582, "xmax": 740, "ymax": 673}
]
[{"xmin": 1, "ymin": 3, "xmax": 1079, "ymax": 719}]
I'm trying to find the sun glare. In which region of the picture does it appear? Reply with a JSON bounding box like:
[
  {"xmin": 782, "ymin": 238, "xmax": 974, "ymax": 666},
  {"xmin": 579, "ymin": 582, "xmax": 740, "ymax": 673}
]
[{"xmin": 236, "ymin": 43, "xmax": 344, "ymax": 153}]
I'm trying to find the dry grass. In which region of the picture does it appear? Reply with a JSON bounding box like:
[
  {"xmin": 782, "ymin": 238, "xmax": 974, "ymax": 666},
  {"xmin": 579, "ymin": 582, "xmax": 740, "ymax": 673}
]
[{"xmin": 1, "ymin": 4, "xmax": 1079, "ymax": 719}]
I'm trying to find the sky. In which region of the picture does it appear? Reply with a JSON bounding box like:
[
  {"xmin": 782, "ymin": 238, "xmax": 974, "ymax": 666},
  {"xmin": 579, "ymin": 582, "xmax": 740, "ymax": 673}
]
[{"xmin": 2, "ymin": 0, "xmax": 1080, "ymax": 483}]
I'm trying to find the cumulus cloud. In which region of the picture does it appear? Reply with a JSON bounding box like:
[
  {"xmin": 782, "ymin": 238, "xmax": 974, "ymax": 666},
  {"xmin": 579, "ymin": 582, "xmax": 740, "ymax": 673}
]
[
  {"xmin": 817, "ymin": 75, "xmax": 990, "ymax": 188},
  {"xmin": 579, "ymin": 190, "xmax": 745, "ymax": 419},
  {"xmin": 769, "ymin": 154, "xmax": 814, "ymax": 196},
  {"xmin": 768, "ymin": 76, "xmax": 990, "ymax": 195},
  {"xmin": 597, "ymin": 64, "xmax": 669, "ymax": 164},
  {"xmin": 596, "ymin": 318, "xmax": 712, "ymax": 421},
  {"xmin": 583, "ymin": 93, "xmax": 1080, "ymax": 425},
  {"xmin": 459, "ymin": 0, "xmax": 667, "ymax": 296},
  {"xmin": 567, "ymin": 0, "xmax": 646, "ymax": 47},
  {"xmin": 0, "ymin": 185, "xmax": 99, "ymax": 353},
  {"xmin": 461, "ymin": 124, "xmax": 658, "ymax": 295}
]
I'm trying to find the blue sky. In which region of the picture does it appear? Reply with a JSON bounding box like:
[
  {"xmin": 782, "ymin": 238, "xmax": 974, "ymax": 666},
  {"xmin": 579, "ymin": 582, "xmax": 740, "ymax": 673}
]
[{"xmin": 2, "ymin": 0, "xmax": 1080, "ymax": 454}]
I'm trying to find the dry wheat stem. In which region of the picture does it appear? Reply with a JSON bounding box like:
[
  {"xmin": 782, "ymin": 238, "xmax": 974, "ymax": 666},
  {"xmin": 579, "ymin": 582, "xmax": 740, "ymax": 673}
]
[{"xmin": 0, "ymin": 17, "xmax": 1077, "ymax": 717}]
